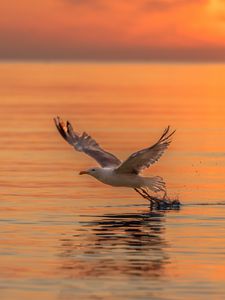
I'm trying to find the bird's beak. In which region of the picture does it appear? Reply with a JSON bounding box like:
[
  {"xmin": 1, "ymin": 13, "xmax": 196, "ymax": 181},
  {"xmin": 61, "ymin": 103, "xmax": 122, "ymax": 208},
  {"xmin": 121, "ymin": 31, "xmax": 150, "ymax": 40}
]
[{"xmin": 79, "ymin": 170, "xmax": 88, "ymax": 175}]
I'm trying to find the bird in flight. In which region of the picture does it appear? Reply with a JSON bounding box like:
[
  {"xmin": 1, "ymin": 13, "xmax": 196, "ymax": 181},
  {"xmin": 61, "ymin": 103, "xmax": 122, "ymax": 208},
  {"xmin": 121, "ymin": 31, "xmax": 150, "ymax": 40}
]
[{"xmin": 54, "ymin": 116, "xmax": 176, "ymax": 207}]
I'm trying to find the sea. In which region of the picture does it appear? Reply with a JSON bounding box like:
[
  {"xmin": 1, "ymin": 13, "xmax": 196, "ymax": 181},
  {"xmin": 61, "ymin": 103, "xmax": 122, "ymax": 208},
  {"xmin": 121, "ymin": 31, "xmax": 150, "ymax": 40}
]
[{"xmin": 0, "ymin": 62, "xmax": 225, "ymax": 300}]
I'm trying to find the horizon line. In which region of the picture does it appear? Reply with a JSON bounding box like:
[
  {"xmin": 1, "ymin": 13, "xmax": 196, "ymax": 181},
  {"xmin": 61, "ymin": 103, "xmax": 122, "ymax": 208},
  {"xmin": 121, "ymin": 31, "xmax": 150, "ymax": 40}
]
[{"xmin": 1, "ymin": 58, "xmax": 225, "ymax": 64}]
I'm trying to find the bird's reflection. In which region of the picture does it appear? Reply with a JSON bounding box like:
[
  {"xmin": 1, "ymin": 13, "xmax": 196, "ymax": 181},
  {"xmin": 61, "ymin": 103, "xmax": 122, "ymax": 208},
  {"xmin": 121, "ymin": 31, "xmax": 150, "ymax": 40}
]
[{"xmin": 59, "ymin": 210, "xmax": 170, "ymax": 279}]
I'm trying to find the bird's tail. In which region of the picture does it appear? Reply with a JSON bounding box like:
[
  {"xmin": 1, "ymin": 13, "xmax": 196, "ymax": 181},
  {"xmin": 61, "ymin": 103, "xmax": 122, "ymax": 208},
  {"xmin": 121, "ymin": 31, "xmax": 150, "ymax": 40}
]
[{"xmin": 142, "ymin": 176, "xmax": 166, "ymax": 193}]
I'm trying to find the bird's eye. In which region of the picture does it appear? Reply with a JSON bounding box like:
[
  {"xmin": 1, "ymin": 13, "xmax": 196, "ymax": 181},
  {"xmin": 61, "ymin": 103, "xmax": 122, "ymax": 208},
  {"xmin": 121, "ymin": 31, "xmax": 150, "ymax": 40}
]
[{"xmin": 92, "ymin": 168, "xmax": 96, "ymax": 172}]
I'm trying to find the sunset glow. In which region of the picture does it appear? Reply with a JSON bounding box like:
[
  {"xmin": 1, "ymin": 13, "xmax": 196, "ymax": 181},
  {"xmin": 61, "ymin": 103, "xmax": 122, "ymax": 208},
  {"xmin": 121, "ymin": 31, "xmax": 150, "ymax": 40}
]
[
  {"xmin": 1, "ymin": 0, "xmax": 225, "ymax": 60},
  {"xmin": 1, "ymin": 0, "xmax": 225, "ymax": 298}
]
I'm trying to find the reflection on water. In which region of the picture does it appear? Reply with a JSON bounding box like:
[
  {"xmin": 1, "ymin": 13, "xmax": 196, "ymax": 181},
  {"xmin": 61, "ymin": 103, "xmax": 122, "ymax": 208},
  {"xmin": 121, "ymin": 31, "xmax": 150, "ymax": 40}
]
[{"xmin": 59, "ymin": 211, "xmax": 169, "ymax": 279}]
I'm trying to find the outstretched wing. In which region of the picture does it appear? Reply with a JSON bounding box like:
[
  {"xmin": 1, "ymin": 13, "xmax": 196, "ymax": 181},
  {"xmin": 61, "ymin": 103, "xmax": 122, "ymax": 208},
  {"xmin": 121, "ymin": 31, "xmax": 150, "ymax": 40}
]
[
  {"xmin": 115, "ymin": 126, "xmax": 175, "ymax": 174},
  {"xmin": 54, "ymin": 116, "xmax": 121, "ymax": 168}
]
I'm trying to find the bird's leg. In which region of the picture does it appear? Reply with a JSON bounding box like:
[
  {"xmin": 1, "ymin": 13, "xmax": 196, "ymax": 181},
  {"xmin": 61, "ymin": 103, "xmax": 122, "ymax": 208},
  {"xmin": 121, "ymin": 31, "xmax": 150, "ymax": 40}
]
[
  {"xmin": 163, "ymin": 191, "xmax": 172, "ymax": 203},
  {"xmin": 141, "ymin": 188, "xmax": 159, "ymax": 203},
  {"xmin": 161, "ymin": 191, "xmax": 171, "ymax": 207},
  {"xmin": 162, "ymin": 191, "xmax": 167, "ymax": 200},
  {"xmin": 134, "ymin": 188, "xmax": 147, "ymax": 199},
  {"xmin": 135, "ymin": 187, "xmax": 181, "ymax": 210},
  {"xmin": 140, "ymin": 188, "xmax": 169, "ymax": 209},
  {"xmin": 134, "ymin": 188, "xmax": 155, "ymax": 209}
]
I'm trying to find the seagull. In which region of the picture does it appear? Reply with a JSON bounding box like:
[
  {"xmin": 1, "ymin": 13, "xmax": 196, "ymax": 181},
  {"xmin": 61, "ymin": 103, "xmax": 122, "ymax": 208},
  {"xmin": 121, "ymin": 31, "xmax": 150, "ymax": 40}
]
[{"xmin": 54, "ymin": 116, "xmax": 176, "ymax": 207}]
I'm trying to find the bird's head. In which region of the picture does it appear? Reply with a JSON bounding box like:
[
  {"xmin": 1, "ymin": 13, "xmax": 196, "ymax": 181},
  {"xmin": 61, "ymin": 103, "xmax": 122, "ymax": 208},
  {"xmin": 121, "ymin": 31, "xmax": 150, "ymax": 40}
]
[{"xmin": 79, "ymin": 167, "xmax": 102, "ymax": 178}]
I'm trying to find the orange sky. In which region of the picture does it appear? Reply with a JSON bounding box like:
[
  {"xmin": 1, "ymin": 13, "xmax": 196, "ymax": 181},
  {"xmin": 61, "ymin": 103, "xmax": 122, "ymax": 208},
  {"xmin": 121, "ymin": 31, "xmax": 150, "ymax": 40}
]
[{"xmin": 1, "ymin": 0, "xmax": 225, "ymax": 60}]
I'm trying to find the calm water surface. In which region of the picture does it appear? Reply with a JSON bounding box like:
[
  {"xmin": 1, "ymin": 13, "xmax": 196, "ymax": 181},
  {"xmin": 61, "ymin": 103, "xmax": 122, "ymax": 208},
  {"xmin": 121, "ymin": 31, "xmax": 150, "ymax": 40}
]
[{"xmin": 0, "ymin": 63, "xmax": 225, "ymax": 299}]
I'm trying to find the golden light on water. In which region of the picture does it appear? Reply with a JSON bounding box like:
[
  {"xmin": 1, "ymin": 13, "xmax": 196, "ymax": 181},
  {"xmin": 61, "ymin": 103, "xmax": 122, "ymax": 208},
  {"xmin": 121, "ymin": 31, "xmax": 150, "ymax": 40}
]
[{"xmin": 0, "ymin": 62, "xmax": 225, "ymax": 299}]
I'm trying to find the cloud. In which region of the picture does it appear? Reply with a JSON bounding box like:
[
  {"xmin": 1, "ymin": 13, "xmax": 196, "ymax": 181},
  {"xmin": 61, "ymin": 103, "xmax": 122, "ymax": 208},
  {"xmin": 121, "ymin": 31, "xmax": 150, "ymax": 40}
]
[
  {"xmin": 63, "ymin": 0, "xmax": 207, "ymax": 12},
  {"xmin": 65, "ymin": 0, "xmax": 98, "ymax": 4},
  {"xmin": 144, "ymin": 0, "xmax": 176, "ymax": 11},
  {"xmin": 64, "ymin": 0, "xmax": 105, "ymax": 9},
  {"xmin": 143, "ymin": 0, "xmax": 207, "ymax": 11}
]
